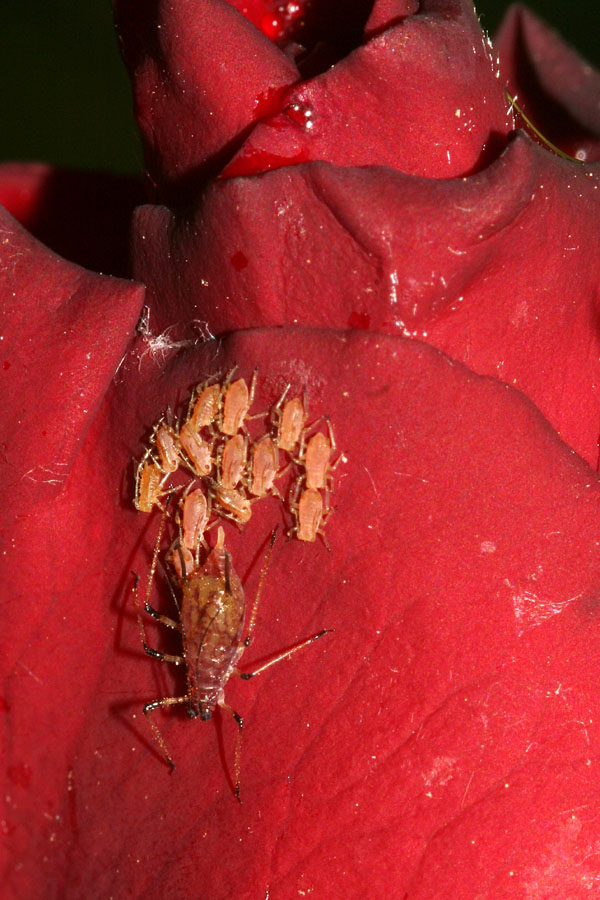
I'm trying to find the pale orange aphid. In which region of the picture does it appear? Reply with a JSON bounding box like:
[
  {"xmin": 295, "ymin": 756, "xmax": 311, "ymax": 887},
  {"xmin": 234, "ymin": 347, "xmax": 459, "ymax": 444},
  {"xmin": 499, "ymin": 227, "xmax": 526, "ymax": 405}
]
[
  {"xmin": 169, "ymin": 486, "xmax": 210, "ymax": 581},
  {"xmin": 304, "ymin": 430, "xmax": 333, "ymax": 490},
  {"xmin": 221, "ymin": 370, "xmax": 256, "ymax": 436},
  {"xmin": 189, "ymin": 382, "xmax": 221, "ymax": 431},
  {"xmin": 249, "ymin": 435, "xmax": 280, "ymax": 497},
  {"xmin": 272, "ymin": 386, "xmax": 307, "ymax": 453},
  {"xmin": 294, "ymin": 486, "xmax": 324, "ymax": 543},
  {"xmin": 220, "ymin": 434, "xmax": 247, "ymax": 489},
  {"xmin": 179, "ymin": 422, "xmax": 213, "ymax": 477},
  {"xmin": 297, "ymin": 416, "xmax": 338, "ymax": 492},
  {"xmin": 210, "ymin": 481, "xmax": 252, "ymax": 525},
  {"xmin": 156, "ymin": 424, "xmax": 180, "ymax": 475},
  {"xmin": 134, "ymin": 460, "xmax": 165, "ymax": 513},
  {"xmin": 181, "ymin": 487, "xmax": 210, "ymax": 554}
]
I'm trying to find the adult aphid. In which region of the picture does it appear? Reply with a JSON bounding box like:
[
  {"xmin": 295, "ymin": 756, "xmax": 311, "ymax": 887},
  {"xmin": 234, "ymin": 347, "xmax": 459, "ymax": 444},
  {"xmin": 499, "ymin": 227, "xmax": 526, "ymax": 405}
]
[{"xmin": 132, "ymin": 514, "xmax": 331, "ymax": 801}]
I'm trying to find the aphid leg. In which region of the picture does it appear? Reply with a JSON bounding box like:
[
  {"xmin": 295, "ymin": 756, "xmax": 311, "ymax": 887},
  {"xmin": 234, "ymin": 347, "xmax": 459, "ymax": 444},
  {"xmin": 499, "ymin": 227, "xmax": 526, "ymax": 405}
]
[
  {"xmin": 132, "ymin": 494, "xmax": 184, "ymax": 660},
  {"xmin": 133, "ymin": 574, "xmax": 185, "ymax": 664},
  {"xmin": 143, "ymin": 695, "xmax": 190, "ymax": 772},
  {"xmin": 268, "ymin": 481, "xmax": 284, "ymax": 502},
  {"xmin": 325, "ymin": 417, "xmax": 345, "ymax": 490},
  {"xmin": 239, "ymin": 629, "xmax": 333, "ymax": 680},
  {"xmin": 317, "ymin": 527, "xmax": 332, "ymax": 553},
  {"xmin": 143, "ymin": 599, "xmax": 181, "ymax": 631},
  {"xmin": 295, "ymin": 414, "xmax": 326, "ymax": 463},
  {"xmin": 156, "ymin": 557, "xmax": 182, "ymax": 615},
  {"xmin": 324, "ymin": 415, "xmax": 336, "ymax": 454},
  {"xmin": 247, "ymin": 367, "xmax": 257, "ymax": 411},
  {"xmin": 218, "ymin": 697, "xmax": 244, "ymax": 803},
  {"xmin": 245, "ymin": 368, "xmax": 266, "ymax": 423},
  {"xmin": 271, "ymin": 383, "xmax": 290, "ymax": 423},
  {"xmin": 286, "ymin": 477, "xmax": 304, "ymax": 540},
  {"xmin": 243, "ymin": 527, "xmax": 279, "ymax": 647},
  {"xmin": 312, "ymin": 499, "xmax": 333, "ymax": 552}
]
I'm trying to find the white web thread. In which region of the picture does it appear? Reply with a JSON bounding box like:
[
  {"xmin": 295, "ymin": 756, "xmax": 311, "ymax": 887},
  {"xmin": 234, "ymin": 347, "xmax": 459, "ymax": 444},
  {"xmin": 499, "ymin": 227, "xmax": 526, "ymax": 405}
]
[{"xmin": 114, "ymin": 306, "xmax": 216, "ymax": 379}]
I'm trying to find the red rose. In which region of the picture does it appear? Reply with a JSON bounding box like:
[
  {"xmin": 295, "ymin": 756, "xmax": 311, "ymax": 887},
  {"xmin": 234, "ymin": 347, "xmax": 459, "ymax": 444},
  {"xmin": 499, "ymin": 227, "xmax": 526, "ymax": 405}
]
[{"xmin": 2, "ymin": 2, "xmax": 600, "ymax": 898}]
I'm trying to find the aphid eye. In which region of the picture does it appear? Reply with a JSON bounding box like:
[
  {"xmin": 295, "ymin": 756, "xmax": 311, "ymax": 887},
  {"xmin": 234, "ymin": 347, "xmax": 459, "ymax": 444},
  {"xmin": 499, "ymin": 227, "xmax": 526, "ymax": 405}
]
[{"xmin": 200, "ymin": 709, "xmax": 212, "ymax": 722}]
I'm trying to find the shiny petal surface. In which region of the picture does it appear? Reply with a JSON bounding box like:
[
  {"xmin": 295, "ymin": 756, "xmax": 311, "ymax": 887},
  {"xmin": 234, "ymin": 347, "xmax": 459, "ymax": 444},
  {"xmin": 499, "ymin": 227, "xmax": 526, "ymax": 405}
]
[
  {"xmin": 224, "ymin": 0, "xmax": 511, "ymax": 178},
  {"xmin": 133, "ymin": 134, "xmax": 600, "ymax": 467}
]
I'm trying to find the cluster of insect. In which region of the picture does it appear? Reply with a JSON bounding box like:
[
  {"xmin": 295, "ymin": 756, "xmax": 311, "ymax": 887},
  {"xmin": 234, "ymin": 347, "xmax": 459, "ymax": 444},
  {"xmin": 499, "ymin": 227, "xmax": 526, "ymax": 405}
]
[
  {"xmin": 134, "ymin": 368, "xmax": 339, "ymax": 558},
  {"xmin": 131, "ymin": 368, "xmax": 340, "ymax": 801}
]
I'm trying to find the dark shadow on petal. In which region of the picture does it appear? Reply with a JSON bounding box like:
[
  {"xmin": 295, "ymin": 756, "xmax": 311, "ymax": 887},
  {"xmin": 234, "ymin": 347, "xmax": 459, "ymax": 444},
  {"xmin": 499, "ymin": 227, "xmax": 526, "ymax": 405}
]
[{"xmin": 509, "ymin": 14, "xmax": 600, "ymax": 162}]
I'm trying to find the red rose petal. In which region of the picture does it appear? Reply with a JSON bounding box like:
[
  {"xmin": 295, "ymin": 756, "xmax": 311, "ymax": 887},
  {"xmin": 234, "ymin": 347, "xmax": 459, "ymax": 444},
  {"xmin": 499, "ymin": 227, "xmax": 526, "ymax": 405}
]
[
  {"xmin": 364, "ymin": 0, "xmax": 419, "ymax": 37},
  {"xmin": 5, "ymin": 2, "xmax": 600, "ymax": 896},
  {"xmin": 0, "ymin": 163, "xmax": 144, "ymax": 277},
  {"xmin": 132, "ymin": 133, "xmax": 600, "ymax": 466},
  {"xmin": 5, "ymin": 327, "xmax": 600, "ymax": 897},
  {"xmin": 0, "ymin": 206, "xmax": 144, "ymax": 511},
  {"xmin": 495, "ymin": 5, "xmax": 600, "ymax": 162},
  {"xmin": 112, "ymin": 0, "xmax": 299, "ymax": 198},
  {"xmin": 223, "ymin": 0, "xmax": 512, "ymax": 178}
]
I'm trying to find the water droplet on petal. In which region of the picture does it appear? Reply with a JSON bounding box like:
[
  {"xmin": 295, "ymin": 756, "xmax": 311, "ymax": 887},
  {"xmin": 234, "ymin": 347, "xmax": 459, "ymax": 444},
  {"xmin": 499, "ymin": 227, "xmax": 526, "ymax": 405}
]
[
  {"xmin": 348, "ymin": 311, "xmax": 371, "ymax": 330},
  {"xmin": 284, "ymin": 101, "xmax": 314, "ymax": 130},
  {"xmin": 261, "ymin": 13, "xmax": 284, "ymax": 40},
  {"xmin": 230, "ymin": 251, "xmax": 249, "ymax": 271}
]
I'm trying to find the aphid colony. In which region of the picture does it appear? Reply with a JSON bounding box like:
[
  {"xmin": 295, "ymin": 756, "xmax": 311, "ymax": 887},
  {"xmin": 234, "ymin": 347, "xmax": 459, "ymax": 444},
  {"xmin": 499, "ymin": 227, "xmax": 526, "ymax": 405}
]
[
  {"xmin": 131, "ymin": 369, "xmax": 339, "ymax": 798},
  {"xmin": 134, "ymin": 369, "xmax": 339, "ymax": 550}
]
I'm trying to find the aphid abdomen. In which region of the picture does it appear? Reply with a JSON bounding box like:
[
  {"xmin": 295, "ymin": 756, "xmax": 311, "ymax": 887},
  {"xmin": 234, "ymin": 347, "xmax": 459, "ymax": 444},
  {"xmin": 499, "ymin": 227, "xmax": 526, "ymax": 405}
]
[
  {"xmin": 181, "ymin": 488, "xmax": 209, "ymax": 552},
  {"xmin": 278, "ymin": 396, "xmax": 306, "ymax": 452},
  {"xmin": 250, "ymin": 435, "xmax": 279, "ymax": 496},
  {"xmin": 182, "ymin": 577, "xmax": 245, "ymax": 707},
  {"xmin": 180, "ymin": 533, "xmax": 246, "ymax": 713},
  {"xmin": 297, "ymin": 487, "xmax": 323, "ymax": 542},
  {"xmin": 304, "ymin": 432, "xmax": 331, "ymax": 490},
  {"xmin": 221, "ymin": 434, "xmax": 247, "ymax": 489},
  {"xmin": 212, "ymin": 484, "xmax": 253, "ymax": 524}
]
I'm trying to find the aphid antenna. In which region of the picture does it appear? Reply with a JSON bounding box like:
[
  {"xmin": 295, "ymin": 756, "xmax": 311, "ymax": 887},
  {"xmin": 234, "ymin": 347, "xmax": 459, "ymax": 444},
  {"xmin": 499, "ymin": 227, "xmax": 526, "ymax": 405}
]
[
  {"xmin": 222, "ymin": 363, "xmax": 239, "ymax": 388},
  {"xmin": 296, "ymin": 414, "xmax": 332, "ymax": 461},
  {"xmin": 224, "ymin": 547, "xmax": 232, "ymax": 595},
  {"xmin": 176, "ymin": 544, "xmax": 190, "ymax": 582},
  {"xmin": 145, "ymin": 495, "xmax": 172, "ymax": 593},
  {"xmin": 277, "ymin": 382, "xmax": 291, "ymax": 407},
  {"xmin": 240, "ymin": 628, "xmax": 334, "ymax": 681},
  {"xmin": 157, "ymin": 555, "xmax": 182, "ymax": 614},
  {"xmin": 245, "ymin": 368, "xmax": 265, "ymax": 422},
  {"xmin": 244, "ymin": 526, "xmax": 279, "ymax": 647},
  {"xmin": 505, "ymin": 89, "xmax": 584, "ymax": 163}
]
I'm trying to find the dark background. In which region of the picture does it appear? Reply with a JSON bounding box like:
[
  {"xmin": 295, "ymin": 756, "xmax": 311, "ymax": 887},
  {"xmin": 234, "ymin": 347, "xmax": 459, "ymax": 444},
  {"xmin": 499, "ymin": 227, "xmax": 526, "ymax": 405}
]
[{"xmin": 1, "ymin": 1, "xmax": 598, "ymax": 174}]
